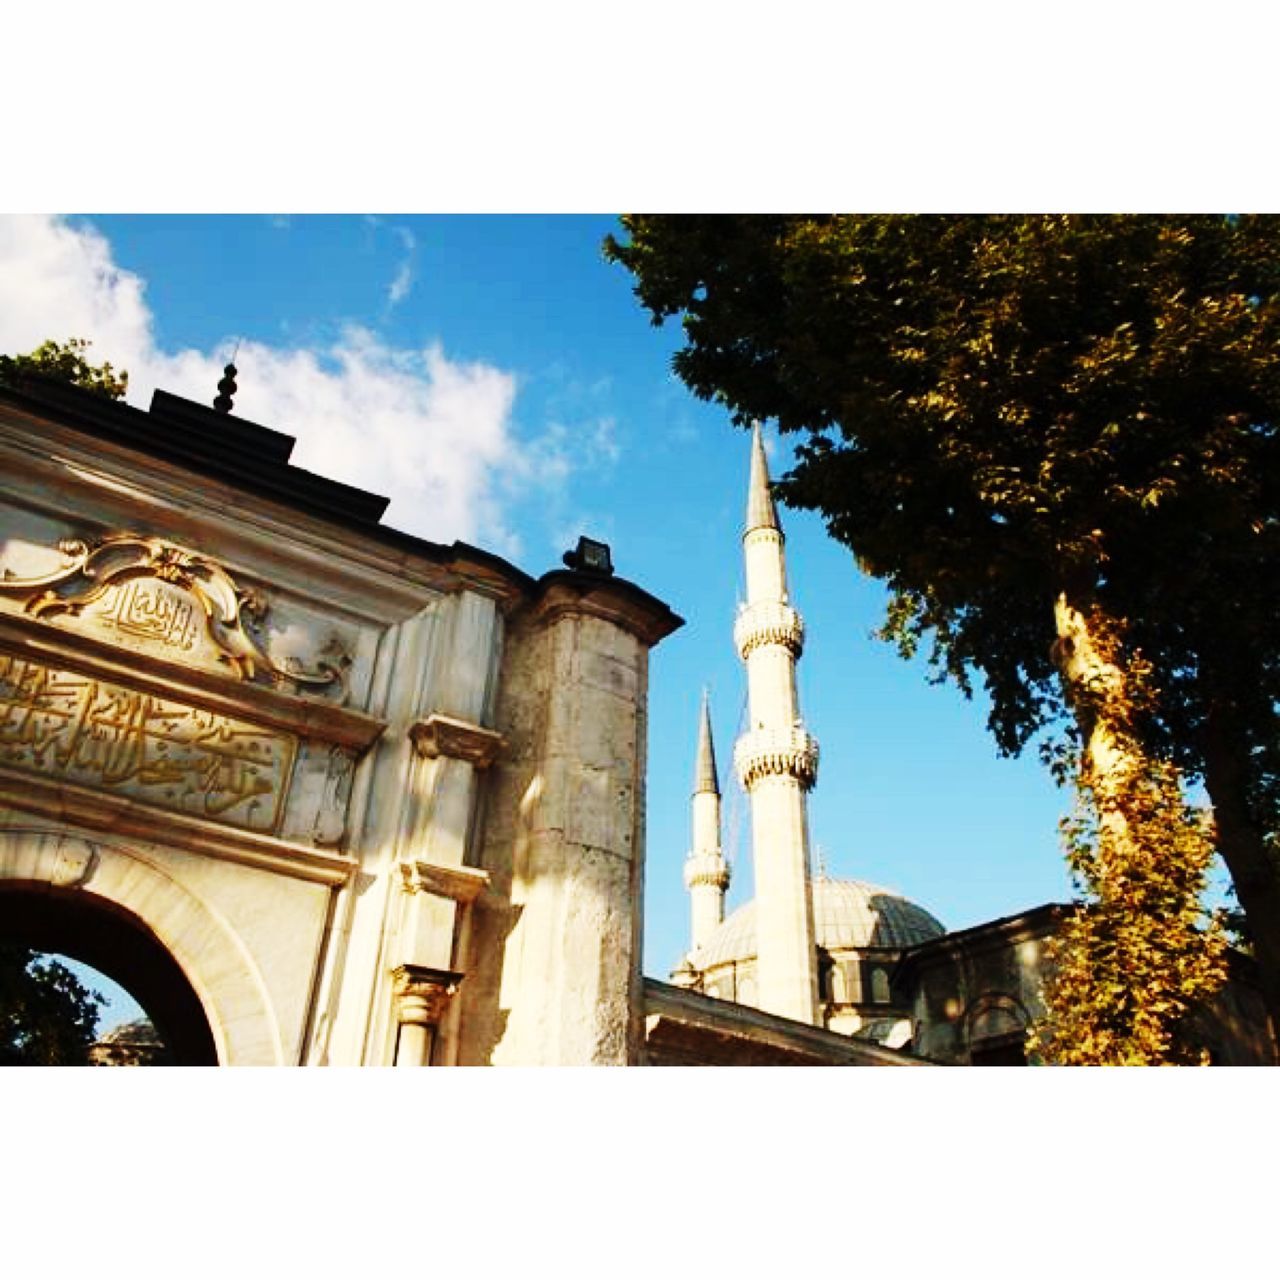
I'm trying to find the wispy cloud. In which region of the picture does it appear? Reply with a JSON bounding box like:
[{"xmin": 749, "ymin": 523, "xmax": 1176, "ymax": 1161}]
[{"xmin": 386, "ymin": 225, "xmax": 417, "ymax": 307}]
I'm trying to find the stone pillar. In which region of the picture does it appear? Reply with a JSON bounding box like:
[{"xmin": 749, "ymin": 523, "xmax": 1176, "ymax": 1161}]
[
  {"xmin": 478, "ymin": 572, "xmax": 681, "ymax": 1065},
  {"xmin": 310, "ymin": 589, "xmax": 506, "ymax": 1066}
]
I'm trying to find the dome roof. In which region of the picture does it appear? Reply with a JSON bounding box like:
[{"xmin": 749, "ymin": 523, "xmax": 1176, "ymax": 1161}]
[
  {"xmin": 692, "ymin": 876, "xmax": 945, "ymax": 970},
  {"xmin": 97, "ymin": 1018, "xmax": 162, "ymax": 1047}
]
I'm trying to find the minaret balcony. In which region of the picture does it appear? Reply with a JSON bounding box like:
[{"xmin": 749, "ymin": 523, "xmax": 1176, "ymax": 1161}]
[
  {"xmin": 734, "ymin": 601, "xmax": 805, "ymax": 659},
  {"xmin": 734, "ymin": 726, "xmax": 820, "ymax": 791},
  {"xmin": 684, "ymin": 850, "xmax": 731, "ymax": 891}
]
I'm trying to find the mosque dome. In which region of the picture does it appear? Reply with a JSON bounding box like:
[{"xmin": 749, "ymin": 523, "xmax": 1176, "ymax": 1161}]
[
  {"xmin": 98, "ymin": 1018, "xmax": 162, "ymax": 1046},
  {"xmin": 692, "ymin": 876, "xmax": 945, "ymax": 970}
]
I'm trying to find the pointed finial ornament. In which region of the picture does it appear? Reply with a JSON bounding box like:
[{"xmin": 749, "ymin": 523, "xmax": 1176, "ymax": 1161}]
[
  {"xmin": 694, "ymin": 688, "xmax": 720, "ymax": 796},
  {"xmin": 746, "ymin": 420, "xmax": 780, "ymax": 533}
]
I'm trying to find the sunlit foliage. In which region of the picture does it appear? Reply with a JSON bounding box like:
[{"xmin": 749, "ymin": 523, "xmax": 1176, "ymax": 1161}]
[{"xmin": 0, "ymin": 336, "xmax": 128, "ymax": 399}]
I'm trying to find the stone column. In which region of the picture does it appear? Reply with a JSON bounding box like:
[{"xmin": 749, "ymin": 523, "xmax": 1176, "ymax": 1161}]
[
  {"xmin": 477, "ymin": 572, "xmax": 682, "ymax": 1065},
  {"xmin": 392, "ymin": 964, "xmax": 461, "ymax": 1066}
]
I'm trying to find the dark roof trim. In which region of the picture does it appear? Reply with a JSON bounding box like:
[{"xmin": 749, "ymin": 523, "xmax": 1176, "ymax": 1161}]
[
  {"xmin": 1, "ymin": 376, "xmax": 684, "ymax": 643},
  {"xmin": 893, "ymin": 902, "xmax": 1072, "ymax": 982}
]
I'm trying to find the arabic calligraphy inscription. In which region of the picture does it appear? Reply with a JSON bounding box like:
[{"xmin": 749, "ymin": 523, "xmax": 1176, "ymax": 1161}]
[
  {"xmin": 97, "ymin": 577, "xmax": 200, "ymax": 652},
  {"xmin": 0, "ymin": 653, "xmax": 296, "ymax": 832}
]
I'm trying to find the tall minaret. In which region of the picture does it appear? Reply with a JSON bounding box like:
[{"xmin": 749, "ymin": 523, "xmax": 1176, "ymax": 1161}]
[
  {"xmin": 684, "ymin": 690, "xmax": 731, "ymax": 952},
  {"xmin": 733, "ymin": 423, "xmax": 820, "ymax": 1024}
]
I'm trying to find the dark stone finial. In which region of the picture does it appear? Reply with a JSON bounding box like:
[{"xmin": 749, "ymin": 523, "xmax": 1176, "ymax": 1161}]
[{"xmin": 213, "ymin": 362, "xmax": 238, "ymax": 414}]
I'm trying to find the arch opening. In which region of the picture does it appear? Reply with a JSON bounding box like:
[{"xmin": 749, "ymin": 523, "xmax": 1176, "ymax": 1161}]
[{"xmin": 0, "ymin": 884, "xmax": 219, "ymax": 1065}]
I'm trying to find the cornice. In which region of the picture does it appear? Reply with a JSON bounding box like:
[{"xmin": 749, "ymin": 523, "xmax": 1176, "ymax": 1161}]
[
  {"xmin": 524, "ymin": 570, "xmax": 684, "ymax": 649},
  {"xmin": 0, "ymin": 765, "xmax": 357, "ymax": 886}
]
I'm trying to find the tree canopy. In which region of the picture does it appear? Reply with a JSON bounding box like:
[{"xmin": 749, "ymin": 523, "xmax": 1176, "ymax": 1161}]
[
  {"xmin": 607, "ymin": 214, "xmax": 1280, "ymax": 1052},
  {"xmin": 0, "ymin": 336, "xmax": 128, "ymax": 400},
  {"xmin": 0, "ymin": 945, "xmax": 104, "ymax": 1066}
]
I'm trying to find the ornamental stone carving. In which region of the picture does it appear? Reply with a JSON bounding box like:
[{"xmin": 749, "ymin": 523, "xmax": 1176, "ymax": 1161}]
[
  {"xmin": 408, "ymin": 713, "xmax": 504, "ymax": 768},
  {"xmin": 734, "ymin": 725, "xmax": 820, "ymax": 791},
  {"xmin": 397, "ymin": 858, "xmax": 490, "ymax": 904},
  {"xmin": 0, "ymin": 532, "xmax": 347, "ymax": 688},
  {"xmin": 684, "ymin": 849, "xmax": 731, "ymax": 891},
  {"xmin": 733, "ymin": 600, "xmax": 805, "ymax": 660}
]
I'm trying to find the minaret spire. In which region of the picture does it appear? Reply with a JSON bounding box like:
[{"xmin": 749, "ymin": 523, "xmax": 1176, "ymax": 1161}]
[
  {"xmin": 746, "ymin": 420, "xmax": 780, "ymax": 533},
  {"xmin": 733, "ymin": 423, "xmax": 820, "ymax": 1025},
  {"xmin": 683, "ymin": 690, "xmax": 731, "ymax": 957},
  {"xmin": 694, "ymin": 687, "xmax": 720, "ymax": 796}
]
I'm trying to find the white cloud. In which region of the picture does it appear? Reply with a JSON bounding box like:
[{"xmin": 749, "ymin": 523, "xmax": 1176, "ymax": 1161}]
[
  {"xmin": 0, "ymin": 215, "xmax": 543, "ymax": 554},
  {"xmin": 387, "ymin": 261, "xmax": 413, "ymax": 307},
  {"xmin": 386, "ymin": 225, "xmax": 417, "ymax": 307}
]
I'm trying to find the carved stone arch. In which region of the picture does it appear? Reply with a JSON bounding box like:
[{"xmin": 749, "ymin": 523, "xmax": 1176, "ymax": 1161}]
[{"xmin": 0, "ymin": 828, "xmax": 285, "ymax": 1064}]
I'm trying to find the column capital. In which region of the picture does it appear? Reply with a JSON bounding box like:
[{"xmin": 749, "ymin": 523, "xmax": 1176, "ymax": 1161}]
[{"xmin": 392, "ymin": 964, "xmax": 463, "ymax": 1027}]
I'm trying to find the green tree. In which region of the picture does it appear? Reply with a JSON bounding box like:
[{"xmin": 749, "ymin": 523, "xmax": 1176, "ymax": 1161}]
[
  {"xmin": 0, "ymin": 945, "xmax": 105, "ymax": 1065},
  {"xmin": 0, "ymin": 336, "xmax": 128, "ymax": 399},
  {"xmin": 606, "ymin": 214, "xmax": 1280, "ymax": 1055}
]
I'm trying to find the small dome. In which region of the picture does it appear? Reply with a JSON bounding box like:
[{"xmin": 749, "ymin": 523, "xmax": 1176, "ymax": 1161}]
[
  {"xmin": 692, "ymin": 876, "xmax": 944, "ymax": 970},
  {"xmin": 97, "ymin": 1018, "xmax": 162, "ymax": 1047}
]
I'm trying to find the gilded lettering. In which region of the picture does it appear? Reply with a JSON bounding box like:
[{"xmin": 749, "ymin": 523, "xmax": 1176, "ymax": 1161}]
[{"xmin": 0, "ymin": 653, "xmax": 295, "ymax": 832}]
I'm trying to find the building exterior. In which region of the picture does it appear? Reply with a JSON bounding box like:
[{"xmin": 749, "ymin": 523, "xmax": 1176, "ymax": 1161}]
[{"xmin": 0, "ymin": 372, "xmax": 679, "ymax": 1065}]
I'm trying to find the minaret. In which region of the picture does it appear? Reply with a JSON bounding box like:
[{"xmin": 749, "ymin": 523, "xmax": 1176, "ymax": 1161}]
[
  {"xmin": 733, "ymin": 423, "xmax": 820, "ymax": 1024},
  {"xmin": 684, "ymin": 690, "xmax": 731, "ymax": 953}
]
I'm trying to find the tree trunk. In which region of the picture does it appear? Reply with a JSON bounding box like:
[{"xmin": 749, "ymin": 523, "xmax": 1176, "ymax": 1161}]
[
  {"xmin": 1201, "ymin": 695, "xmax": 1280, "ymax": 1053},
  {"xmin": 1052, "ymin": 594, "xmax": 1140, "ymax": 851},
  {"xmin": 1042, "ymin": 592, "xmax": 1230, "ymax": 1064}
]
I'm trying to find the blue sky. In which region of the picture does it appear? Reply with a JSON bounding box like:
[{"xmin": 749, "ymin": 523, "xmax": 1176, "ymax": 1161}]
[{"xmin": 0, "ymin": 213, "xmax": 1090, "ymax": 1022}]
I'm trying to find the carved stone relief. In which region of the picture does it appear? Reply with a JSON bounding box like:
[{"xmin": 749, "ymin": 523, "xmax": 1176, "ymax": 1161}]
[
  {"xmin": 0, "ymin": 652, "xmax": 296, "ymax": 833},
  {"xmin": 0, "ymin": 533, "xmax": 348, "ymax": 689}
]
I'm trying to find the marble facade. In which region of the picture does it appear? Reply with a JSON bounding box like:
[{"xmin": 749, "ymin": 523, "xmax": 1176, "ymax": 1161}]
[{"xmin": 0, "ymin": 374, "xmax": 680, "ymax": 1065}]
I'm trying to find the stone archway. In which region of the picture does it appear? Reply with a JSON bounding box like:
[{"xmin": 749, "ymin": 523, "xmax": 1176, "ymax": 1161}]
[
  {"xmin": 0, "ymin": 884, "xmax": 217, "ymax": 1064},
  {"xmin": 0, "ymin": 829, "xmax": 285, "ymax": 1065}
]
